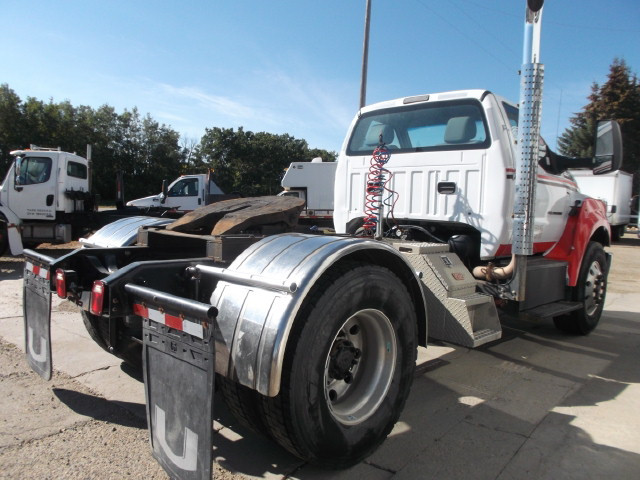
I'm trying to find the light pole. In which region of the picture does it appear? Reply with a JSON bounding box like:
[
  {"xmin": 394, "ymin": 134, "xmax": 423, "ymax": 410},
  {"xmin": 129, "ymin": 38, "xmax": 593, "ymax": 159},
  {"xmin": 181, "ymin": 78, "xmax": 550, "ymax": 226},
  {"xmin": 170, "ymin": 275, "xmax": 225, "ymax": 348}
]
[{"xmin": 359, "ymin": 0, "xmax": 372, "ymax": 109}]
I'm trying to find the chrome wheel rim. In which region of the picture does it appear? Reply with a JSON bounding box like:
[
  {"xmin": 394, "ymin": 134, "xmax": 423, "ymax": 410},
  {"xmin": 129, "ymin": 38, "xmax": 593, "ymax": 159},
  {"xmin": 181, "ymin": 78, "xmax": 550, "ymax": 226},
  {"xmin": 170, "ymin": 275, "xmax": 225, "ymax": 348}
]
[
  {"xmin": 323, "ymin": 308, "xmax": 397, "ymax": 426},
  {"xmin": 584, "ymin": 259, "xmax": 605, "ymax": 316}
]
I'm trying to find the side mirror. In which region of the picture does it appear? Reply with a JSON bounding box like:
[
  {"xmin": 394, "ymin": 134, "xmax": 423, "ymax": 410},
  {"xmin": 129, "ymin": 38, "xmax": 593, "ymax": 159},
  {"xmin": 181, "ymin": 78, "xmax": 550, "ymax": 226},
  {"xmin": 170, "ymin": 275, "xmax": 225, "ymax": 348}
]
[
  {"xmin": 160, "ymin": 179, "xmax": 168, "ymax": 204},
  {"xmin": 14, "ymin": 157, "xmax": 23, "ymax": 188},
  {"xmin": 593, "ymin": 120, "xmax": 623, "ymax": 174}
]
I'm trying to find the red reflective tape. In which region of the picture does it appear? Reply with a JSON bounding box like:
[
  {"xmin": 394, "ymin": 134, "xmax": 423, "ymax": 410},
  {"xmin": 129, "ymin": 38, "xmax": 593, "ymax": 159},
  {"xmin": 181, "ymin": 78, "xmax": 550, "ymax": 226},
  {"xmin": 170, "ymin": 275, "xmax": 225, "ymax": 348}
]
[
  {"xmin": 133, "ymin": 303, "xmax": 149, "ymax": 318},
  {"xmin": 164, "ymin": 313, "xmax": 183, "ymax": 330},
  {"xmin": 132, "ymin": 303, "xmax": 203, "ymax": 338},
  {"xmin": 27, "ymin": 262, "xmax": 50, "ymax": 280}
]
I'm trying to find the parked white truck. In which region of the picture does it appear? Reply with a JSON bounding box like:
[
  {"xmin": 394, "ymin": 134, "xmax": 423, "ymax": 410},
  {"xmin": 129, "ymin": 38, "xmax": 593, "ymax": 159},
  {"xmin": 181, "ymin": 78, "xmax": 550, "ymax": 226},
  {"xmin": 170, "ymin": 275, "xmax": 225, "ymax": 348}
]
[
  {"xmin": 126, "ymin": 171, "xmax": 233, "ymax": 213},
  {"xmin": 0, "ymin": 147, "xmax": 233, "ymax": 256},
  {"xmin": 0, "ymin": 146, "xmax": 99, "ymax": 256},
  {"xmin": 278, "ymin": 158, "xmax": 337, "ymax": 226},
  {"xmin": 21, "ymin": 1, "xmax": 624, "ymax": 479},
  {"xmin": 569, "ymin": 169, "xmax": 633, "ymax": 240}
]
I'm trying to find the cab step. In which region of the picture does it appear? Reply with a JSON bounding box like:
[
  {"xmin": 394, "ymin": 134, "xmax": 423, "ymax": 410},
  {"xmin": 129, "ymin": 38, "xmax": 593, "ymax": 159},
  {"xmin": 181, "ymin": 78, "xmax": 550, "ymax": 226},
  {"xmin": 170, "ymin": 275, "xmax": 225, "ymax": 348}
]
[{"xmin": 521, "ymin": 300, "xmax": 582, "ymax": 319}]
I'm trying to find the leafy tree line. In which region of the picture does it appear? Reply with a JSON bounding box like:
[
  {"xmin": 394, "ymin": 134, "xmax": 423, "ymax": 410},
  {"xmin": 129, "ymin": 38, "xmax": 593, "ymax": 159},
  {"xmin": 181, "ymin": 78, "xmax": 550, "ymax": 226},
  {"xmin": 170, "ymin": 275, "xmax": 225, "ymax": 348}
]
[
  {"xmin": 0, "ymin": 84, "xmax": 336, "ymax": 202},
  {"xmin": 558, "ymin": 58, "xmax": 640, "ymax": 194}
]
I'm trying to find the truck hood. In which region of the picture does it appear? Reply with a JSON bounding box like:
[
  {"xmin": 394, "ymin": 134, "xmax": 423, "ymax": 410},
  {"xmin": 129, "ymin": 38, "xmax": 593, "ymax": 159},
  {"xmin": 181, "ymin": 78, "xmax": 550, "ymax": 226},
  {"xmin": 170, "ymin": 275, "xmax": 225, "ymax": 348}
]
[{"xmin": 126, "ymin": 194, "xmax": 162, "ymax": 207}]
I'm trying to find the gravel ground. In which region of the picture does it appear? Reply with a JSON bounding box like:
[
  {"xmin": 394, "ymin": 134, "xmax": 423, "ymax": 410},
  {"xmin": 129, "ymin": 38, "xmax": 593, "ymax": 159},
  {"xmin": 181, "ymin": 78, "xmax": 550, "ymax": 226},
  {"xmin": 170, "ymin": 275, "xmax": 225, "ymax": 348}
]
[
  {"xmin": 0, "ymin": 339, "xmax": 250, "ymax": 480},
  {"xmin": 0, "ymin": 339, "xmax": 169, "ymax": 479},
  {"xmin": 0, "ymin": 251, "xmax": 250, "ymax": 480}
]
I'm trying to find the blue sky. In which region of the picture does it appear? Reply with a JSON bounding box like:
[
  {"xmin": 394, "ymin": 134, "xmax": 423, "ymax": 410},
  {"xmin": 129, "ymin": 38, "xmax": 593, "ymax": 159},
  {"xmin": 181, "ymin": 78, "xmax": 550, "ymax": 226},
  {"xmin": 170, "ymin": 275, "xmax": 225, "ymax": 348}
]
[{"xmin": 2, "ymin": 0, "xmax": 638, "ymax": 152}]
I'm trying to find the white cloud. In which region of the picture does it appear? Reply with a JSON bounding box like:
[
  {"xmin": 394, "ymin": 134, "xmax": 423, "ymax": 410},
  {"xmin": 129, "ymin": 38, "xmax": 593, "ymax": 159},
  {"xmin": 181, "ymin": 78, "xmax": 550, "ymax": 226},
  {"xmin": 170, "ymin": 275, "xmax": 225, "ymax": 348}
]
[{"xmin": 156, "ymin": 83, "xmax": 263, "ymax": 120}]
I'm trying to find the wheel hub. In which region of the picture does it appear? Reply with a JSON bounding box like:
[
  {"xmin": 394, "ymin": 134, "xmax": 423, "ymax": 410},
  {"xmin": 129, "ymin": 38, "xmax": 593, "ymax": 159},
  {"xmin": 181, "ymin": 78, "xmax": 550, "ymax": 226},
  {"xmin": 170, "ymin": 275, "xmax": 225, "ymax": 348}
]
[
  {"xmin": 328, "ymin": 340, "xmax": 361, "ymax": 382},
  {"xmin": 323, "ymin": 309, "xmax": 397, "ymax": 426}
]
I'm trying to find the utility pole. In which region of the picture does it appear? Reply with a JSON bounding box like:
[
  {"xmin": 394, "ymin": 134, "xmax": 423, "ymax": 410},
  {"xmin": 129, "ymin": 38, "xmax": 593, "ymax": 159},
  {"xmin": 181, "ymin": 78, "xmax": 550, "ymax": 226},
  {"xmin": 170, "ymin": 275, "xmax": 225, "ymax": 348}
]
[{"xmin": 359, "ymin": 0, "xmax": 372, "ymax": 109}]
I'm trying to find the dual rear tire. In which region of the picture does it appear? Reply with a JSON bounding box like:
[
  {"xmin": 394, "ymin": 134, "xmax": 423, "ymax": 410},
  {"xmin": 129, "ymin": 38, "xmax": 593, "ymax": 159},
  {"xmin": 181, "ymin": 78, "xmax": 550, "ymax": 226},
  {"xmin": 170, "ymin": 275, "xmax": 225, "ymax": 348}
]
[
  {"xmin": 221, "ymin": 262, "xmax": 417, "ymax": 467},
  {"xmin": 81, "ymin": 311, "xmax": 142, "ymax": 367},
  {"xmin": 0, "ymin": 217, "xmax": 8, "ymax": 257}
]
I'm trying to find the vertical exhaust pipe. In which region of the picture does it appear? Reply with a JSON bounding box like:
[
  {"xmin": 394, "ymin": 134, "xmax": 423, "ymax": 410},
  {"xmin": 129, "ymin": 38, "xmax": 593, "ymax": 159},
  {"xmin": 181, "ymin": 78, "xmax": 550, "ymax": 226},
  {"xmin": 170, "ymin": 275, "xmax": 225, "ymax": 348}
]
[
  {"xmin": 512, "ymin": 0, "xmax": 545, "ymax": 300},
  {"xmin": 86, "ymin": 144, "xmax": 93, "ymax": 192},
  {"xmin": 116, "ymin": 171, "xmax": 125, "ymax": 210}
]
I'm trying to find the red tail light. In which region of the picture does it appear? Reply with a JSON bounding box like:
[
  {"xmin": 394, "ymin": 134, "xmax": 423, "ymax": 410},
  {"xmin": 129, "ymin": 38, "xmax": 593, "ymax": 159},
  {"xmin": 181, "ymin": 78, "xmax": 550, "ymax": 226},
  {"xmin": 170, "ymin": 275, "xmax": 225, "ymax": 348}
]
[
  {"xmin": 90, "ymin": 281, "xmax": 105, "ymax": 315},
  {"xmin": 55, "ymin": 269, "xmax": 67, "ymax": 298}
]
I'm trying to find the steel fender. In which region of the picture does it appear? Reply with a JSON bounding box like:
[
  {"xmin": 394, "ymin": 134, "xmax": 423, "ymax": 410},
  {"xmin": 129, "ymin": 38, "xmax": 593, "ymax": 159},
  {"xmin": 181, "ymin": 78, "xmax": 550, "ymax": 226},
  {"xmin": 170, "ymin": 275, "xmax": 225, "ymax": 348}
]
[
  {"xmin": 546, "ymin": 197, "xmax": 610, "ymax": 286},
  {"xmin": 210, "ymin": 233, "xmax": 425, "ymax": 397},
  {"xmin": 80, "ymin": 216, "xmax": 172, "ymax": 248}
]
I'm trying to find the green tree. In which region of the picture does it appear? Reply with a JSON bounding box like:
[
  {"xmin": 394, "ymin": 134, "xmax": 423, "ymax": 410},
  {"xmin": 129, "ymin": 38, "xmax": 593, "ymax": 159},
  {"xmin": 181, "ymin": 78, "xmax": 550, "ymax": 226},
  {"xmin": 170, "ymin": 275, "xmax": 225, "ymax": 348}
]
[
  {"xmin": 558, "ymin": 58, "xmax": 640, "ymax": 192},
  {"xmin": 0, "ymin": 85, "xmax": 335, "ymax": 202},
  {"xmin": 0, "ymin": 85, "xmax": 23, "ymax": 173},
  {"xmin": 0, "ymin": 88, "xmax": 187, "ymax": 203},
  {"xmin": 195, "ymin": 127, "xmax": 336, "ymax": 196}
]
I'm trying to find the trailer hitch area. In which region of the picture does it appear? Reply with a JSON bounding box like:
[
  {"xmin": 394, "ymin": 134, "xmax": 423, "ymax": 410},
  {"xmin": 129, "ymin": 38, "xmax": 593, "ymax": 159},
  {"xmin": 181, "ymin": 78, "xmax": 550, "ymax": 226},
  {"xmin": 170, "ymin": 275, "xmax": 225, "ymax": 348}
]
[
  {"xmin": 23, "ymin": 250, "xmax": 56, "ymax": 381},
  {"xmin": 124, "ymin": 283, "xmax": 217, "ymax": 480}
]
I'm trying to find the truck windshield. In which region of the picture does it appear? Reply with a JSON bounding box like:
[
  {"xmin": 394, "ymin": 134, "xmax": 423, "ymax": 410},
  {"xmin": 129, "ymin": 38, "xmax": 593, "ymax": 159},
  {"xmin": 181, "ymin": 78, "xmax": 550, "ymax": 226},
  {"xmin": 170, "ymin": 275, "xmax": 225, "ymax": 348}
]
[
  {"xmin": 168, "ymin": 178, "xmax": 198, "ymax": 197},
  {"xmin": 15, "ymin": 156, "xmax": 52, "ymax": 185},
  {"xmin": 347, "ymin": 99, "xmax": 490, "ymax": 155}
]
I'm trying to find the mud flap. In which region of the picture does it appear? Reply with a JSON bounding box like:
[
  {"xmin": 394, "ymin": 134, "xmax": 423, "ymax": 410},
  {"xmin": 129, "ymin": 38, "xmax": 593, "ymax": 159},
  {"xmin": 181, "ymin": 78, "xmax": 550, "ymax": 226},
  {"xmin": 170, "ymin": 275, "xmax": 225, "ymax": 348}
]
[
  {"xmin": 23, "ymin": 258, "xmax": 53, "ymax": 380},
  {"xmin": 143, "ymin": 317, "xmax": 215, "ymax": 480}
]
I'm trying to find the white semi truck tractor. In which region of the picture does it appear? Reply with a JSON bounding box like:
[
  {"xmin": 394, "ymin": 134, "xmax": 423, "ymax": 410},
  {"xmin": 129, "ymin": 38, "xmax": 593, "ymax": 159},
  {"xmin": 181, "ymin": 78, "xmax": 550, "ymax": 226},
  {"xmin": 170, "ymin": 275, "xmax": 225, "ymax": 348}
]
[
  {"xmin": 0, "ymin": 146, "xmax": 97, "ymax": 256},
  {"xmin": 21, "ymin": 1, "xmax": 623, "ymax": 478}
]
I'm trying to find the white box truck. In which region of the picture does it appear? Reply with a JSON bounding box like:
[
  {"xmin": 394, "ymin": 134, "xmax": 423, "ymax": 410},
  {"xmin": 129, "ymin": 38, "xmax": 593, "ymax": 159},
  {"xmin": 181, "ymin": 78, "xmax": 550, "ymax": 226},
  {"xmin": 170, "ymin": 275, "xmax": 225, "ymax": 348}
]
[
  {"xmin": 278, "ymin": 158, "xmax": 337, "ymax": 226},
  {"xmin": 569, "ymin": 169, "xmax": 633, "ymax": 240}
]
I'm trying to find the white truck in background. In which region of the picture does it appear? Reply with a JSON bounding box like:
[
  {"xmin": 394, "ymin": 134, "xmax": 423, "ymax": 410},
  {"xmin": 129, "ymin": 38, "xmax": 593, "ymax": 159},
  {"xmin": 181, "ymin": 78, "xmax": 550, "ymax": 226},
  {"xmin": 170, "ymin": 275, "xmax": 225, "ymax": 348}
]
[
  {"xmin": 569, "ymin": 169, "xmax": 633, "ymax": 240},
  {"xmin": 0, "ymin": 146, "xmax": 233, "ymax": 256},
  {"xmin": 126, "ymin": 171, "xmax": 233, "ymax": 213},
  {"xmin": 278, "ymin": 158, "xmax": 337, "ymax": 226},
  {"xmin": 0, "ymin": 146, "xmax": 99, "ymax": 256}
]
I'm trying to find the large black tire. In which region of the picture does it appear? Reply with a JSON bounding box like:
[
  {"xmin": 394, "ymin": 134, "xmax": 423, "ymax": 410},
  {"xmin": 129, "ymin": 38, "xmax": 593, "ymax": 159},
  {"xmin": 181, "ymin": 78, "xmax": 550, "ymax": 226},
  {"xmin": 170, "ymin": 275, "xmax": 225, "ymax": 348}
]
[
  {"xmin": 81, "ymin": 311, "xmax": 142, "ymax": 367},
  {"xmin": 611, "ymin": 225, "xmax": 623, "ymax": 242},
  {"xmin": 218, "ymin": 377, "xmax": 270, "ymax": 436},
  {"xmin": 0, "ymin": 219, "xmax": 8, "ymax": 257},
  {"xmin": 554, "ymin": 241, "xmax": 608, "ymax": 335},
  {"xmin": 255, "ymin": 262, "xmax": 417, "ymax": 468}
]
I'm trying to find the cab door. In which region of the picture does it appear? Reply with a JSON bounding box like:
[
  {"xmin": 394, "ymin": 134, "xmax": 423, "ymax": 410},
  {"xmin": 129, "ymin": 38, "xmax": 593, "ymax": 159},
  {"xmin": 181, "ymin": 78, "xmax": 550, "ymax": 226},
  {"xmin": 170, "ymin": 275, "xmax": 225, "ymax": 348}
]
[
  {"xmin": 8, "ymin": 155, "xmax": 57, "ymax": 220},
  {"xmin": 165, "ymin": 177, "xmax": 201, "ymax": 212}
]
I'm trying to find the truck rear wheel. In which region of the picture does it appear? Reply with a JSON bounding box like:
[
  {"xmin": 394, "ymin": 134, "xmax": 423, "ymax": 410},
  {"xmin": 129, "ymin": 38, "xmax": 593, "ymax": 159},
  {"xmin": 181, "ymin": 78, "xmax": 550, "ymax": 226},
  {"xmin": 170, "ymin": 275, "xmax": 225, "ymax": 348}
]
[
  {"xmin": 259, "ymin": 262, "xmax": 417, "ymax": 467},
  {"xmin": 554, "ymin": 242, "xmax": 608, "ymax": 335},
  {"xmin": 611, "ymin": 225, "xmax": 624, "ymax": 242},
  {"xmin": 0, "ymin": 219, "xmax": 7, "ymax": 257},
  {"xmin": 218, "ymin": 377, "xmax": 270, "ymax": 436},
  {"xmin": 81, "ymin": 311, "xmax": 142, "ymax": 367}
]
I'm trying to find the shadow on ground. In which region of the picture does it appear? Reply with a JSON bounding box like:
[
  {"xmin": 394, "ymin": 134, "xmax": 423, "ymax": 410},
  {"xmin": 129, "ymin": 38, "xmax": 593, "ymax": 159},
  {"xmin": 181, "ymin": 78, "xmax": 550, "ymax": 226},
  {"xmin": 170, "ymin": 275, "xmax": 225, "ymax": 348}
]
[{"xmin": 53, "ymin": 388, "xmax": 148, "ymax": 430}]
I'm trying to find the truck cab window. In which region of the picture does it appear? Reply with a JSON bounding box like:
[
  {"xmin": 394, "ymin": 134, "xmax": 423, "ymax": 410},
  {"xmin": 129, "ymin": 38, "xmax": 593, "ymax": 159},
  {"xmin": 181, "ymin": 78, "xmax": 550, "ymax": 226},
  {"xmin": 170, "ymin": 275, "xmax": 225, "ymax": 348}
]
[
  {"xmin": 281, "ymin": 191, "xmax": 300, "ymax": 198},
  {"xmin": 67, "ymin": 161, "xmax": 88, "ymax": 179},
  {"xmin": 502, "ymin": 102, "xmax": 519, "ymax": 129},
  {"xmin": 502, "ymin": 102, "xmax": 519, "ymax": 139},
  {"xmin": 15, "ymin": 156, "xmax": 52, "ymax": 185},
  {"xmin": 347, "ymin": 99, "xmax": 490, "ymax": 155},
  {"xmin": 168, "ymin": 178, "xmax": 198, "ymax": 197}
]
